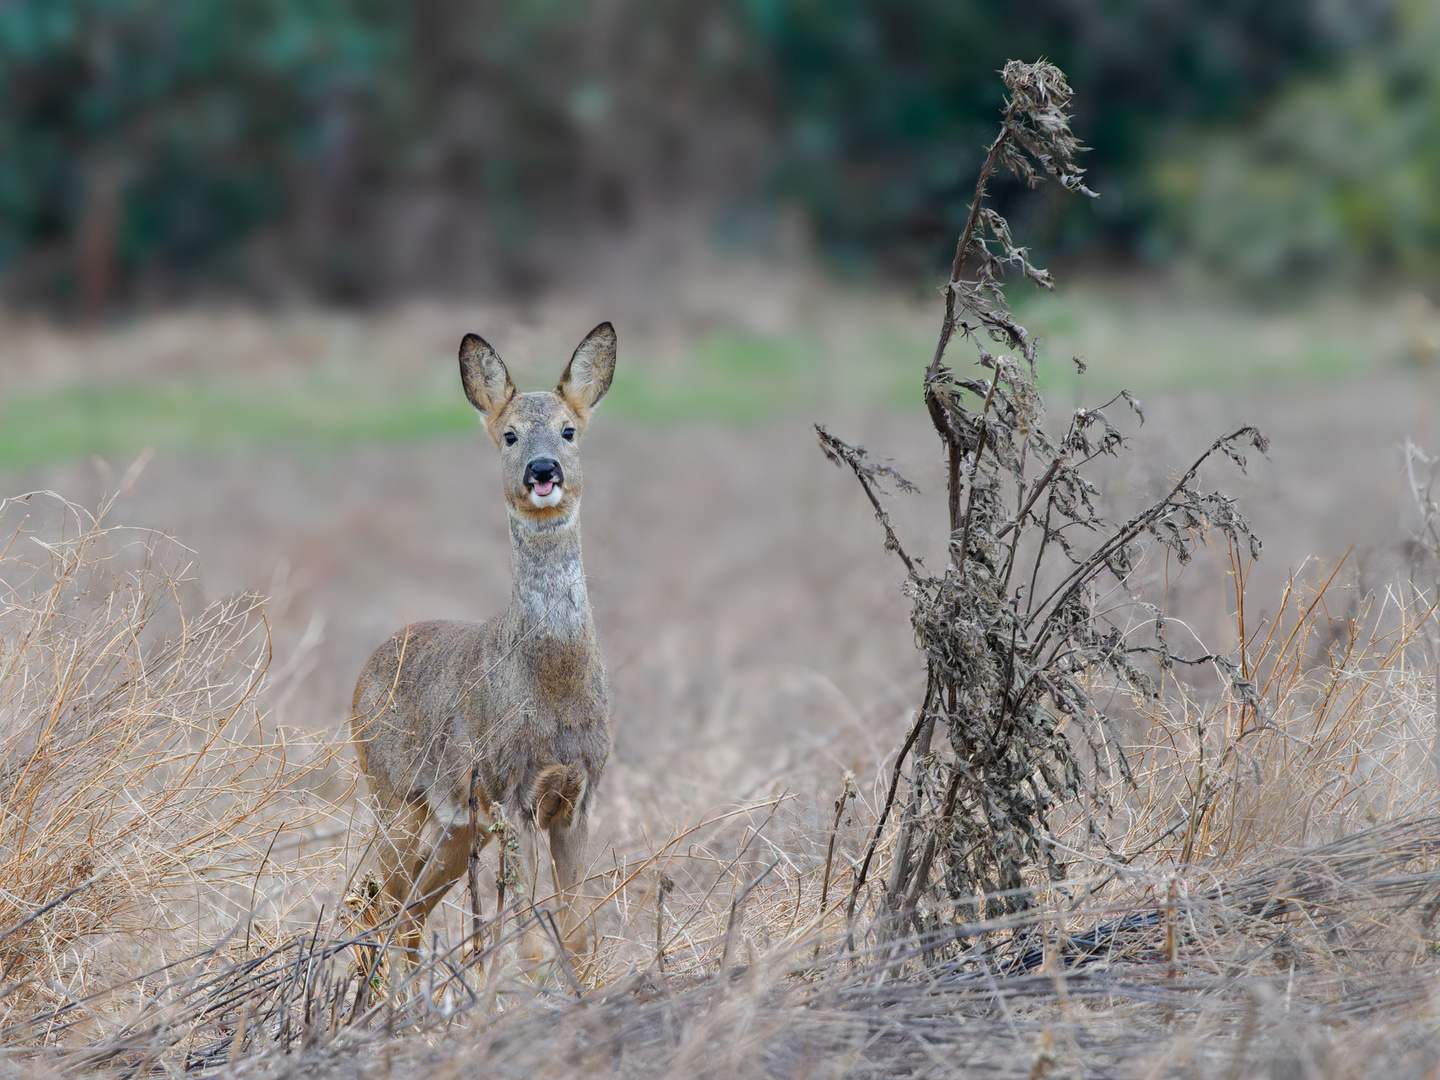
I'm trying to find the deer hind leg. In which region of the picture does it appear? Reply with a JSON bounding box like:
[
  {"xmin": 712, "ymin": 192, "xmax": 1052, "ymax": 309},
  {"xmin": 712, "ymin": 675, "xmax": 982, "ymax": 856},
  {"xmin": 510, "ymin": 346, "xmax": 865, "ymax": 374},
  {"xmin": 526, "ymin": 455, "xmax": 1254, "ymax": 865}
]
[
  {"xmin": 403, "ymin": 824, "xmax": 478, "ymax": 952},
  {"xmin": 372, "ymin": 800, "xmax": 476, "ymax": 972},
  {"xmin": 359, "ymin": 797, "xmax": 425, "ymax": 981}
]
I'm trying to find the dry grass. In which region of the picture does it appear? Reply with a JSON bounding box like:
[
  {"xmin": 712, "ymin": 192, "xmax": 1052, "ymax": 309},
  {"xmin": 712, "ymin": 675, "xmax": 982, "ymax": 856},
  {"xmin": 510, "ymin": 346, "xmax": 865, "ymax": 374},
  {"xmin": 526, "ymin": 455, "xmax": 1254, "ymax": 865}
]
[
  {"xmin": 0, "ymin": 484, "xmax": 1437, "ymax": 1077},
  {"xmin": 0, "ymin": 492, "xmax": 352, "ymax": 1053},
  {"xmin": 1123, "ymin": 550, "xmax": 1439, "ymax": 867}
]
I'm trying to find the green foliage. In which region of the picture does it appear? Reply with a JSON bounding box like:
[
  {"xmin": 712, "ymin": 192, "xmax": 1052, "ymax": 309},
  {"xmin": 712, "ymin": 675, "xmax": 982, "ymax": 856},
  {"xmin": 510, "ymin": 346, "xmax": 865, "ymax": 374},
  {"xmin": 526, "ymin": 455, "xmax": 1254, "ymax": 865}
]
[
  {"xmin": 744, "ymin": 0, "xmax": 1380, "ymax": 274},
  {"xmin": 0, "ymin": 0, "xmax": 404, "ymax": 285},
  {"xmin": 1156, "ymin": 1, "xmax": 1440, "ymax": 291},
  {"xmin": 0, "ymin": 0, "xmax": 1425, "ymax": 297}
]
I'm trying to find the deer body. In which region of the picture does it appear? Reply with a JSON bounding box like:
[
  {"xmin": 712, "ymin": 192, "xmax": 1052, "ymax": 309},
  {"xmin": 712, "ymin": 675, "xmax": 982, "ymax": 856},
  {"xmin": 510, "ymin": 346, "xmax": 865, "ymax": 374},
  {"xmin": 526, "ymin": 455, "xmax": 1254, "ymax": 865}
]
[{"xmin": 351, "ymin": 324, "xmax": 617, "ymax": 966}]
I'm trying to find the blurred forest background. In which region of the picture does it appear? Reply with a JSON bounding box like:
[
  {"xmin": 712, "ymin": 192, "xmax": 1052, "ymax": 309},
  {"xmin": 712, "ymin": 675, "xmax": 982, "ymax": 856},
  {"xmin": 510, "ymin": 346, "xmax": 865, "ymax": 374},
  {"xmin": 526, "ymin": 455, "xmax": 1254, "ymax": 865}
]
[{"xmin": 2, "ymin": 0, "xmax": 1437, "ymax": 312}]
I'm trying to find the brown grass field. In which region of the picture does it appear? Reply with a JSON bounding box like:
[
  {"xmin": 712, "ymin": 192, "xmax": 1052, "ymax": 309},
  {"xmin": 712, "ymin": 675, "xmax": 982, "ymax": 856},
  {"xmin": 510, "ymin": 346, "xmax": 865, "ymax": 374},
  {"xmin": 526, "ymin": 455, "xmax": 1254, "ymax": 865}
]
[{"xmin": 3, "ymin": 290, "xmax": 1440, "ymax": 1077}]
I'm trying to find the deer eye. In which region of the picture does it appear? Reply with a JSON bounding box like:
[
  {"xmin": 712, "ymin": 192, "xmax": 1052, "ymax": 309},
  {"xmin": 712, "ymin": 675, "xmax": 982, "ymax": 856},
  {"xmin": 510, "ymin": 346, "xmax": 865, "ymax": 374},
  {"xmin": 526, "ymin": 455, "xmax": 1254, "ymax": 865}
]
[
  {"xmin": 562, "ymin": 427, "xmax": 576, "ymax": 442},
  {"xmin": 503, "ymin": 431, "xmax": 517, "ymax": 446}
]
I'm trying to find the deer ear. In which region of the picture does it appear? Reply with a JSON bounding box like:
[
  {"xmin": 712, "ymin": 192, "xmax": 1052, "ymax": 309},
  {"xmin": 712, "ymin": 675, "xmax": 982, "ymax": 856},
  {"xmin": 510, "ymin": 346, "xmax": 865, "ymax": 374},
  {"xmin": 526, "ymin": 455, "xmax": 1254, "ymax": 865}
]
[
  {"xmin": 459, "ymin": 333, "xmax": 515, "ymax": 419},
  {"xmin": 557, "ymin": 322, "xmax": 616, "ymax": 417}
]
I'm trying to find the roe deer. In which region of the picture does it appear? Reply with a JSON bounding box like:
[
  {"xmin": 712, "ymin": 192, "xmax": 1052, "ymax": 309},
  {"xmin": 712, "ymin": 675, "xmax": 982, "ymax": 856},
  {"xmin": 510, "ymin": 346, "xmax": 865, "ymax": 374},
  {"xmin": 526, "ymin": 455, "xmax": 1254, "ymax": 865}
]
[{"xmin": 351, "ymin": 323, "xmax": 616, "ymax": 969}]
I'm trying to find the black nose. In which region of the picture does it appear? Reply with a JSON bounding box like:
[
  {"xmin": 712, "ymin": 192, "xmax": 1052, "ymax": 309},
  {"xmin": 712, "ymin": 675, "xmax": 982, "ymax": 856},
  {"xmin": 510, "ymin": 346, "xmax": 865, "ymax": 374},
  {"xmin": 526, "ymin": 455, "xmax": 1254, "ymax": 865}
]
[{"xmin": 524, "ymin": 458, "xmax": 562, "ymax": 486}]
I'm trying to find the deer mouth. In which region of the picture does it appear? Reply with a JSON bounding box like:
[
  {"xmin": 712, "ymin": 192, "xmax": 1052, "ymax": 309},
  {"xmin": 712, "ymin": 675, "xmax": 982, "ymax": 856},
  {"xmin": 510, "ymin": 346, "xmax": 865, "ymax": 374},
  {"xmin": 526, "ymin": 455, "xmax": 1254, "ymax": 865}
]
[{"xmin": 528, "ymin": 480, "xmax": 563, "ymax": 508}]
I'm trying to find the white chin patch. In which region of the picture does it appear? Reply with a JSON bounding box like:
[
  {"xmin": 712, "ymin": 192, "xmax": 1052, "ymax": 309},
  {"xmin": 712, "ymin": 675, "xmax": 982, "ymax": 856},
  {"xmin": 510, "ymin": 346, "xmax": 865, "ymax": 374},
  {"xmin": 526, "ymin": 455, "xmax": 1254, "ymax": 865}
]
[{"xmin": 529, "ymin": 484, "xmax": 564, "ymax": 508}]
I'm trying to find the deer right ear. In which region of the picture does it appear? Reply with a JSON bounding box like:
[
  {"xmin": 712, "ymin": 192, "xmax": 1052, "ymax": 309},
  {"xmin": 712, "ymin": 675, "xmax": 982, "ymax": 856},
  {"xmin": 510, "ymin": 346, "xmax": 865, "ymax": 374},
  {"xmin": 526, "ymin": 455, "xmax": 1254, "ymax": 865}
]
[
  {"xmin": 459, "ymin": 333, "xmax": 516, "ymax": 420},
  {"xmin": 557, "ymin": 322, "xmax": 617, "ymax": 418}
]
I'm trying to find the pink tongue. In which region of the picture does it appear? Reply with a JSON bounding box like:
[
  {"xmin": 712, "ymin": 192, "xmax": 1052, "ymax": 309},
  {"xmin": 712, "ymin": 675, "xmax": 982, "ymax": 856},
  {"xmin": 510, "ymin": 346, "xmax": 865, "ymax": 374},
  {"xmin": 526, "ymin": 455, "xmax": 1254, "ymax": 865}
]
[{"xmin": 533, "ymin": 481, "xmax": 555, "ymax": 497}]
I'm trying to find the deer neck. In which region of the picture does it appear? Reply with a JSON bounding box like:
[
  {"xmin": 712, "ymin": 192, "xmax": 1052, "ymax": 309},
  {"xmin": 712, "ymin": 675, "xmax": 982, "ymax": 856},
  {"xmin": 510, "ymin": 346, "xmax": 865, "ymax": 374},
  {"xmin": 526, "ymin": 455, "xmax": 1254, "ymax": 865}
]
[{"xmin": 508, "ymin": 511, "xmax": 592, "ymax": 642}]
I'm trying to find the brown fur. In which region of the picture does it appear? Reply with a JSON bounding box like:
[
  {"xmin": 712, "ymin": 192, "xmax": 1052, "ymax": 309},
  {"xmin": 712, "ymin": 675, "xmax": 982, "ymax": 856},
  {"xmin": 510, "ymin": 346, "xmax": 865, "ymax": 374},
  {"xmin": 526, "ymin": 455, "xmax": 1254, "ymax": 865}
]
[
  {"xmin": 350, "ymin": 323, "xmax": 617, "ymax": 969},
  {"xmin": 531, "ymin": 763, "xmax": 586, "ymax": 830}
]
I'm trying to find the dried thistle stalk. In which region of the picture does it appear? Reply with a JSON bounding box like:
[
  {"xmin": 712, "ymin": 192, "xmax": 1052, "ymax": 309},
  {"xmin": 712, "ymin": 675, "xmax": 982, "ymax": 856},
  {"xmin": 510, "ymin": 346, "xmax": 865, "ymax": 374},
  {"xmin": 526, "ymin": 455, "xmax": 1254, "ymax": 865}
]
[{"xmin": 821, "ymin": 60, "xmax": 1265, "ymax": 941}]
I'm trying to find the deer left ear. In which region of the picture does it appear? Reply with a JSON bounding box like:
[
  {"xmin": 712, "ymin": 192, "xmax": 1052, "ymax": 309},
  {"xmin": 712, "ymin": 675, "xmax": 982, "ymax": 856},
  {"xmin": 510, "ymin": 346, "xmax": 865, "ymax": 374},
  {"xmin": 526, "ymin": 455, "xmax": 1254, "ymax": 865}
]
[
  {"xmin": 459, "ymin": 333, "xmax": 516, "ymax": 419},
  {"xmin": 557, "ymin": 322, "xmax": 617, "ymax": 417}
]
